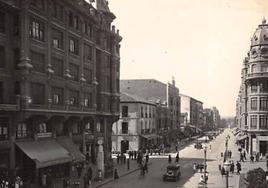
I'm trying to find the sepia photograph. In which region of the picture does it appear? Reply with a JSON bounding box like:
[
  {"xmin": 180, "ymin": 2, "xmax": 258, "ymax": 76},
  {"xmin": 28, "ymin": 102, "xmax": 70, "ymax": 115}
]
[{"xmin": 0, "ymin": 0, "xmax": 268, "ymax": 187}]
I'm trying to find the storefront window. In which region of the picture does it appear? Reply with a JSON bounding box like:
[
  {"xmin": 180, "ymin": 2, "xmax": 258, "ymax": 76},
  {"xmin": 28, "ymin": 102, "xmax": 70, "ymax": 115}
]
[
  {"xmin": 17, "ymin": 123, "xmax": 28, "ymax": 139},
  {"xmin": 0, "ymin": 118, "xmax": 8, "ymax": 141}
]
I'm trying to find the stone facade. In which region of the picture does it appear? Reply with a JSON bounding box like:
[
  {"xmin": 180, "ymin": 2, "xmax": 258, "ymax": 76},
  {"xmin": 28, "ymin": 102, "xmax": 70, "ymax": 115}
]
[
  {"xmin": 236, "ymin": 19, "xmax": 268, "ymax": 156},
  {"xmin": 0, "ymin": 0, "xmax": 121, "ymax": 186}
]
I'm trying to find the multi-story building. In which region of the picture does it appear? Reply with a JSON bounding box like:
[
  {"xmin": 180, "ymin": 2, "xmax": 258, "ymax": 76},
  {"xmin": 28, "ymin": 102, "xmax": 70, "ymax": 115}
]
[
  {"xmin": 203, "ymin": 108, "xmax": 214, "ymax": 131},
  {"xmin": 236, "ymin": 19, "xmax": 268, "ymax": 156},
  {"xmin": 112, "ymin": 92, "xmax": 157, "ymax": 153},
  {"xmin": 0, "ymin": 0, "xmax": 121, "ymax": 186},
  {"xmin": 120, "ymin": 79, "xmax": 180, "ymax": 144},
  {"xmin": 212, "ymin": 106, "xmax": 221, "ymax": 129},
  {"xmin": 180, "ymin": 94, "xmax": 204, "ymax": 131}
]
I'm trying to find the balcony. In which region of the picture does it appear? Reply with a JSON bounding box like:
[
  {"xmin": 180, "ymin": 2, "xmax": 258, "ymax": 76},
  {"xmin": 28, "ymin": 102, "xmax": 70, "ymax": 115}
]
[{"xmin": 246, "ymin": 72, "xmax": 268, "ymax": 80}]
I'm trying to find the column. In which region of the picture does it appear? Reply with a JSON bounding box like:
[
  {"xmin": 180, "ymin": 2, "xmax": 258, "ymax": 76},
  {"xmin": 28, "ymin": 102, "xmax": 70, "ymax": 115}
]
[{"xmin": 97, "ymin": 139, "xmax": 104, "ymax": 178}]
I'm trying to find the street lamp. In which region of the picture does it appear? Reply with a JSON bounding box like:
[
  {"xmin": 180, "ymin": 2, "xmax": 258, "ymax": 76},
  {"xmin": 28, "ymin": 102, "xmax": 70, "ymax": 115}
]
[
  {"xmin": 203, "ymin": 145, "xmax": 208, "ymax": 184},
  {"xmin": 224, "ymin": 136, "xmax": 229, "ymax": 162},
  {"xmin": 223, "ymin": 161, "xmax": 231, "ymax": 188}
]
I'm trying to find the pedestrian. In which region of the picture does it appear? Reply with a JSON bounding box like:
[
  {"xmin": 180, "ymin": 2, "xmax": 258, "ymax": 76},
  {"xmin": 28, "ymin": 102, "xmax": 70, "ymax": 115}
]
[
  {"xmin": 221, "ymin": 167, "xmax": 225, "ymax": 177},
  {"xmin": 200, "ymin": 175, "xmax": 205, "ymax": 183},
  {"xmin": 243, "ymin": 150, "xmax": 247, "ymax": 160},
  {"xmin": 256, "ymin": 152, "xmax": 260, "ymax": 162},
  {"xmin": 127, "ymin": 158, "xmax": 130, "ymax": 170},
  {"xmin": 114, "ymin": 168, "xmax": 119, "ymax": 180},
  {"xmin": 168, "ymin": 154, "xmax": 172, "ymax": 163},
  {"xmin": 134, "ymin": 151, "xmax": 137, "ymax": 160},
  {"xmin": 175, "ymin": 153, "xmax": 179, "ymax": 163},
  {"xmin": 236, "ymin": 161, "xmax": 241, "ymax": 174},
  {"xmin": 116, "ymin": 154, "xmax": 120, "ymax": 164},
  {"xmin": 175, "ymin": 145, "xmax": 178, "ymax": 152},
  {"xmin": 240, "ymin": 152, "xmax": 244, "ymax": 162},
  {"xmin": 144, "ymin": 162, "xmax": 148, "ymax": 174},
  {"xmin": 230, "ymin": 162, "xmax": 234, "ymax": 173},
  {"xmin": 123, "ymin": 154, "xmax": 126, "ymax": 164},
  {"xmin": 229, "ymin": 151, "xmax": 232, "ymax": 158},
  {"xmin": 250, "ymin": 155, "xmax": 254, "ymax": 163},
  {"xmin": 146, "ymin": 154, "xmax": 149, "ymax": 163},
  {"xmin": 218, "ymin": 164, "xmax": 221, "ymax": 171},
  {"xmin": 193, "ymin": 163, "xmax": 197, "ymax": 172}
]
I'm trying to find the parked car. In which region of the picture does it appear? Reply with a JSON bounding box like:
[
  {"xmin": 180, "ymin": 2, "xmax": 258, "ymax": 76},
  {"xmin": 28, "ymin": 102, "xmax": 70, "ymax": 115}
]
[{"xmin": 163, "ymin": 164, "xmax": 181, "ymax": 182}]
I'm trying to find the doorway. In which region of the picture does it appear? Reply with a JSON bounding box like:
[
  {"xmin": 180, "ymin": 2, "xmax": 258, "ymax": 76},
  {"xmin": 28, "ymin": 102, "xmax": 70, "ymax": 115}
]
[{"xmin": 121, "ymin": 140, "xmax": 129, "ymax": 153}]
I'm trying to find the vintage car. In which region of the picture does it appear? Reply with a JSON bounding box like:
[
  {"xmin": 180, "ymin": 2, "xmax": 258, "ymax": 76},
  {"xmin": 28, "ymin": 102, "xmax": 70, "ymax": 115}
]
[{"xmin": 163, "ymin": 164, "xmax": 181, "ymax": 182}]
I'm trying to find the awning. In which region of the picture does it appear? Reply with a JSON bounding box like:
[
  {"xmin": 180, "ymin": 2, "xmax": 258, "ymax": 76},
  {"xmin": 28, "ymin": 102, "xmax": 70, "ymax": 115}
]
[
  {"xmin": 236, "ymin": 135, "xmax": 248, "ymax": 141},
  {"xmin": 57, "ymin": 137, "xmax": 85, "ymax": 162},
  {"xmin": 140, "ymin": 134, "xmax": 159, "ymax": 140},
  {"xmin": 16, "ymin": 139, "xmax": 72, "ymax": 168}
]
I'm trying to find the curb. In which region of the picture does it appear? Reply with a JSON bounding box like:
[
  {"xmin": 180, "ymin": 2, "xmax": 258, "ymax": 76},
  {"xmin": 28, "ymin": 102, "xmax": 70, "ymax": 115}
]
[{"xmin": 93, "ymin": 162, "xmax": 152, "ymax": 188}]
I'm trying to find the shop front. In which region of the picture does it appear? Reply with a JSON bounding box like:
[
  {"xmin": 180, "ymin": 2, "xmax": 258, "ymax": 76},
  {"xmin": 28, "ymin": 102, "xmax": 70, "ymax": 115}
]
[{"xmin": 15, "ymin": 138, "xmax": 85, "ymax": 187}]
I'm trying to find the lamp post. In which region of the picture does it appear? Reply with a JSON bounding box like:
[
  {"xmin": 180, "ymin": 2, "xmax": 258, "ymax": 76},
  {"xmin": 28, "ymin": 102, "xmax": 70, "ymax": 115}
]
[
  {"xmin": 204, "ymin": 145, "xmax": 208, "ymax": 184},
  {"xmin": 223, "ymin": 161, "xmax": 231, "ymax": 188},
  {"xmin": 224, "ymin": 136, "xmax": 229, "ymax": 162}
]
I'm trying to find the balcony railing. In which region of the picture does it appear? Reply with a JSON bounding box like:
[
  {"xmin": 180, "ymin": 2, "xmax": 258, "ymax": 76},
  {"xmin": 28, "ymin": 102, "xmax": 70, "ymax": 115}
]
[{"xmin": 246, "ymin": 72, "xmax": 268, "ymax": 80}]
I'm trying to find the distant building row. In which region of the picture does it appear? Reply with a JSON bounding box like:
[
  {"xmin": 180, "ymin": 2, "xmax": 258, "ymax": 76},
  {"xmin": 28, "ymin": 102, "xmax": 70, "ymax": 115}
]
[{"xmin": 112, "ymin": 79, "xmax": 221, "ymax": 153}]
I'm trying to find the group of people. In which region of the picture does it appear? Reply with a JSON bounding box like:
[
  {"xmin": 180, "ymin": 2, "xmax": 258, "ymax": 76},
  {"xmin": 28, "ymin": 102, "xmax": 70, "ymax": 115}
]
[
  {"xmin": 167, "ymin": 152, "xmax": 180, "ymax": 164},
  {"xmin": 0, "ymin": 176, "xmax": 23, "ymax": 188},
  {"xmin": 220, "ymin": 161, "xmax": 241, "ymax": 175}
]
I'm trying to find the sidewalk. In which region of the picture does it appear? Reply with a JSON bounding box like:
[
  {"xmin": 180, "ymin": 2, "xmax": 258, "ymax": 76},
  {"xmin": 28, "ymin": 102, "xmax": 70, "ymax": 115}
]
[{"xmin": 203, "ymin": 129, "xmax": 267, "ymax": 188}]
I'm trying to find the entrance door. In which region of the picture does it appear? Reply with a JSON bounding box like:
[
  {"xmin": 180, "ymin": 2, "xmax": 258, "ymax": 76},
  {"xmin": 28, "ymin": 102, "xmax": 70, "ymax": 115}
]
[
  {"xmin": 121, "ymin": 140, "xmax": 129, "ymax": 153},
  {"xmin": 260, "ymin": 141, "xmax": 267, "ymax": 156}
]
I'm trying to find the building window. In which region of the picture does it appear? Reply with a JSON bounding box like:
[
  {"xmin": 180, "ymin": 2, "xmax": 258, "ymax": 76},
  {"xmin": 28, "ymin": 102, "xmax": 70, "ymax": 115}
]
[
  {"xmin": 260, "ymin": 97, "xmax": 268, "ymax": 111},
  {"xmin": 69, "ymin": 90, "xmax": 79, "ymax": 106},
  {"xmin": 31, "ymin": 83, "xmax": 45, "ymax": 104},
  {"xmin": 122, "ymin": 106, "xmax": 128, "ymax": 117},
  {"xmin": 0, "ymin": 82, "xmax": 3, "ymax": 104},
  {"xmin": 69, "ymin": 64, "xmax": 79, "ymax": 81},
  {"xmin": 14, "ymin": 48, "xmax": 20, "ymax": 69},
  {"xmin": 251, "ymin": 64, "xmax": 258, "ymax": 73},
  {"xmin": 141, "ymin": 106, "xmax": 143, "ymax": 118},
  {"xmin": 72, "ymin": 123, "xmax": 82, "ymax": 135},
  {"xmin": 251, "ymin": 85, "xmax": 258, "ymax": 93},
  {"xmin": 38, "ymin": 123, "xmax": 50, "ymax": 133},
  {"xmin": 0, "ymin": 118, "xmax": 8, "ymax": 141},
  {"xmin": 52, "ymin": 28, "xmax": 63, "ymax": 49},
  {"xmin": 52, "ymin": 87, "xmax": 63, "ymax": 105},
  {"xmin": 250, "ymin": 97, "xmax": 258, "ymax": 111},
  {"xmin": 0, "ymin": 11, "xmax": 5, "ymax": 33},
  {"xmin": 73, "ymin": 15, "xmax": 79, "ymax": 30},
  {"xmin": 0, "ymin": 46, "xmax": 5, "ymax": 68},
  {"xmin": 17, "ymin": 123, "xmax": 28, "ymax": 139},
  {"xmin": 52, "ymin": 2, "xmax": 63, "ymax": 21},
  {"xmin": 260, "ymin": 115, "xmax": 268, "ymax": 129},
  {"xmin": 30, "ymin": 0, "xmax": 45, "ymax": 10},
  {"xmin": 30, "ymin": 19, "xmax": 44, "ymax": 41},
  {"xmin": 14, "ymin": 81, "xmax": 20, "ymax": 95},
  {"xmin": 30, "ymin": 51, "xmax": 45, "ymax": 73},
  {"xmin": 261, "ymin": 64, "xmax": 268, "ymax": 72},
  {"xmin": 84, "ymin": 69, "xmax": 93, "ymax": 84},
  {"xmin": 250, "ymin": 115, "xmax": 257, "ymax": 129},
  {"xmin": 69, "ymin": 38, "xmax": 79, "ymax": 55},
  {"xmin": 121, "ymin": 122, "xmax": 128, "ymax": 134},
  {"xmin": 85, "ymin": 23, "xmax": 92, "ymax": 37},
  {"xmin": 52, "ymin": 57, "xmax": 64, "ymax": 77},
  {"xmin": 260, "ymin": 83, "xmax": 268, "ymax": 93},
  {"xmin": 13, "ymin": 15, "xmax": 19, "ymax": 36},
  {"xmin": 84, "ymin": 44, "xmax": 93, "ymax": 61}
]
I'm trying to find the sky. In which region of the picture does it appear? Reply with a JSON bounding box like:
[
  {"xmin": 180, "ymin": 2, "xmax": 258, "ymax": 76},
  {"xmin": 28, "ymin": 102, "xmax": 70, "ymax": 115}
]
[{"xmin": 106, "ymin": 0, "xmax": 268, "ymax": 117}]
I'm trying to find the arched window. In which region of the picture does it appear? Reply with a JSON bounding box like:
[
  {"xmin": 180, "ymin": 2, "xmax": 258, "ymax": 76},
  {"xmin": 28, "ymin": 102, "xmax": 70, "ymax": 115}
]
[{"xmin": 251, "ymin": 64, "xmax": 257, "ymax": 73}]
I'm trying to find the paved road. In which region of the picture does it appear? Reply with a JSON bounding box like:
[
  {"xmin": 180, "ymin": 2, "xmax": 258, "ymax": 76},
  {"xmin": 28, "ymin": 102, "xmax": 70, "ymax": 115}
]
[{"xmin": 101, "ymin": 133, "xmax": 229, "ymax": 188}]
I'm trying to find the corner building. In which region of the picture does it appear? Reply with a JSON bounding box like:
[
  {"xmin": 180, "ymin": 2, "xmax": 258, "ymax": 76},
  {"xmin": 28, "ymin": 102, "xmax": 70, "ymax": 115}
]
[
  {"xmin": 0, "ymin": 0, "xmax": 121, "ymax": 186},
  {"xmin": 238, "ymin": 19, "xmax": 268, "ymax": 156}
]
